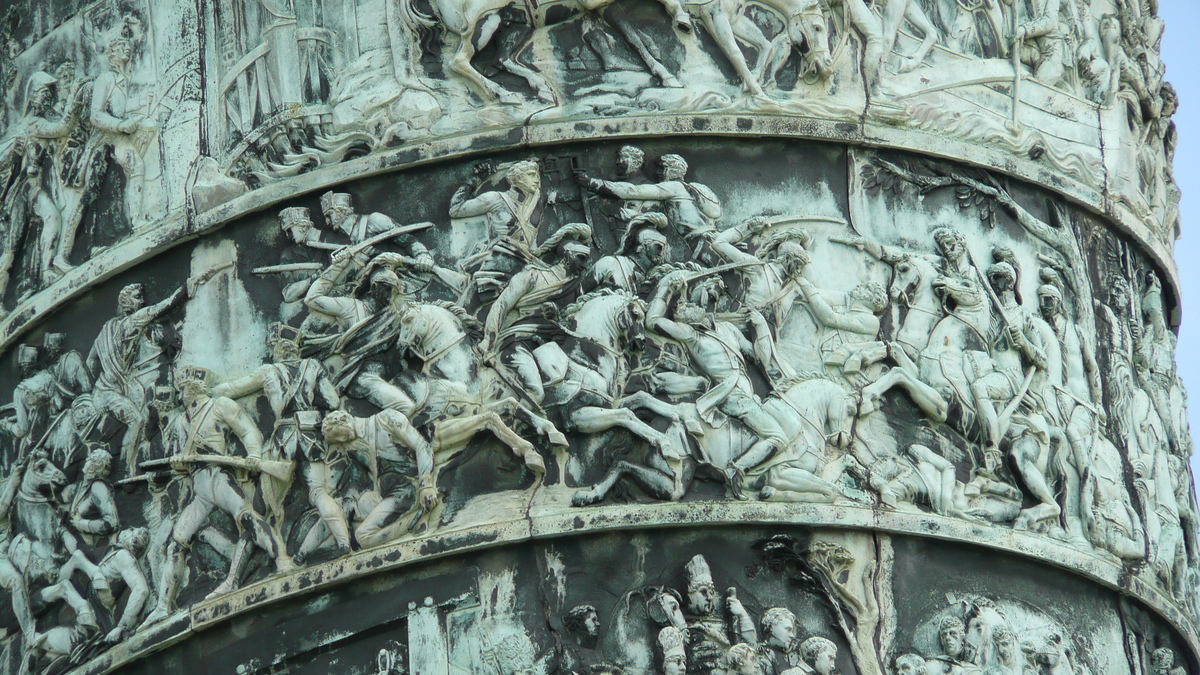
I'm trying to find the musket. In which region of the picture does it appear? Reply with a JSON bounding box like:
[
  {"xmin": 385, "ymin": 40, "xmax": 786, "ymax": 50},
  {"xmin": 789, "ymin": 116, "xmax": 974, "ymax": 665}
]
[
  {"xmin": 253, "ymin": 262, "xmax": 324, "ymax": 275},
  {"xmin": 139, "ymin": 455, "xmax": 294, "ymax": 481},
  {"xmin": 301, "ymin": 240, "xmax": 344, "ymax": 252},
  {"xmin": 116, "ymin": 470, "xmax": 174, "ymax": 487}
]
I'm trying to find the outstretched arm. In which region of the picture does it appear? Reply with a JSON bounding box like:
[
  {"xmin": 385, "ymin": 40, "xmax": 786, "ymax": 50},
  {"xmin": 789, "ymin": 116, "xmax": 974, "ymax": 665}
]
[
  {"xmin": 212, "ymin": 369, "xmax": 267, "ymax": 401},
  {"xmin": 829, "ymin": 235, "xmax": 904, "ymax": 264},
  {"xmin": 131, "ymin": 287, "xmax": 186, "ymax": 329},
  {"xmin": 796, "ymin": 278, "xmax": 879, "ymax": 335},
  {"xmin": 585, "ymin": 178, "xmax": 673, "ymax": 201},
  {"xmin": 711, "ymin": 219, "xmax": 765, "ymax": 265}
]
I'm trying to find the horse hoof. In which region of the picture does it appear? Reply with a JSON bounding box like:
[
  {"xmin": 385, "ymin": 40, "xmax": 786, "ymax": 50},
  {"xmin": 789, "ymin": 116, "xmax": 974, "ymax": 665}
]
[
  {"xmin": 522, "ymin": 450, "xmax": 547, "ymax": 474},
  {"xmin": 204, "ymin": 581, "xmax": 235, "ymax": 600},
  {"xmin": 572, "ymin": 490, "xmax": 601, "ymax": 507},
  {"xmin": 759, "ymin": 485, "xmax": 777, "ymax": 500},
  {"xmin": 138, "ymin": 608, "xmax": 169, "ymax": 631}
]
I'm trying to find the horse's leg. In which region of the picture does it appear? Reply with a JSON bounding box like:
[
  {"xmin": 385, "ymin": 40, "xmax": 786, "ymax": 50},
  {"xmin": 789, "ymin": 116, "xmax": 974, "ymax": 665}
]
[
  {"xmin": 573, "ymin": 406, "xmax": 671, "ymax": 450},
  {"xmin": 699, "ymin": 5, "xmax": 767, "ymax": 96},
  {"xmin": 618, "ymin": 391, "xmax": 698, "ymax": 432},
  {"xmin": 449, "ymin": 22, "xmax": 521, "ymax": 103},
  {"xmin": 859, "ymin": 368, "xmax": 948, "ymax": 422},
  {"xmin": 897, "ymin": 0, "xmax": 939, "ymax": 72},
  {"xmin": 572, "ymin": 462, "xmax": 630, "ymax": 506},
  {"xmin": 760, "ymin": 35, "xmax": 792, "ymax": 89},
  {"xmin": 474, "ymin": 411, "xmax": 547, "ymax": 476},
  {"xmin": 611, "ymin": 459, "xmax": 682, "ymax": 501},
  {"xmin": 496, "ymin": 22, "xmax": 556, "ymax": 103},
  {"xmin": 652, "ymin": 0, "xmax": 694, "ymax": 33},
  {"xmin": 731, "ymin": 11, "xmax": 772, "ymax": 81},
  {"xmin": 606, "ymin": 9, "xmax": 684, "ymax": 87}
]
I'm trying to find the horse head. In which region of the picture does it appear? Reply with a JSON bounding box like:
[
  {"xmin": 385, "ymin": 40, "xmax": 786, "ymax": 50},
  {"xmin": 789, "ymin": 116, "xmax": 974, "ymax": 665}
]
[
  {"xmin": 21, "ymin": 452, "xmax": 66, "ymax": 500},
  {"xmin": 933, "ymin": 274, "xmax": 988, "ymax": 317},
  {"xmin": 788, "ymin": 0, "xmax": 833, "ymax": 80},
  {"xmin": 567, "ymin": 290, "xmax": 647, "ymax": 354},
  {"xmin": 889, "ymin": 255, "xmax": 924, "ymax": 307}
]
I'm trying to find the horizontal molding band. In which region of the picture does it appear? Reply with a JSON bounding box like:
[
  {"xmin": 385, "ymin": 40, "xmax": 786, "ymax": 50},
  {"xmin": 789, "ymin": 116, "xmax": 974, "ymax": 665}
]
[{"xmin": 65, "ymin": 493, "xmax": 1199, "ymax": 675}]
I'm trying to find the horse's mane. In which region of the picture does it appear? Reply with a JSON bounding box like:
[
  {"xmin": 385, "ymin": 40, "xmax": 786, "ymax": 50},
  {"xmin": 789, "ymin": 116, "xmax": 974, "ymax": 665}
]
[
  {"xmin": 775, "ymin": 370, "xmax": 842, "ymax": 391},
  {"xmin": 563, "ymin": 287, "xmax": 644, "ymax": 319},
  {"xmin": 424, "ymin": 300, "xmax": 483, "ymax": 338}
]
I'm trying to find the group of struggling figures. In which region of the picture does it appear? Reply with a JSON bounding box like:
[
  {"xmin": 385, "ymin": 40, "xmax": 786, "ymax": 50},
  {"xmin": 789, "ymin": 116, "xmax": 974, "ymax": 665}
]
[{"xmin": 0, "ymin": 145, "xmax": 1193, "ymax": 671}]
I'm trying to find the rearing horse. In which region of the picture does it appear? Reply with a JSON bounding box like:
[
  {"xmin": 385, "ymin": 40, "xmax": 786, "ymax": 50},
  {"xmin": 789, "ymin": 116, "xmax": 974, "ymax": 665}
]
[{"xmin": 859, "ymin": 274, "xmax": 992, "ymax": 425}]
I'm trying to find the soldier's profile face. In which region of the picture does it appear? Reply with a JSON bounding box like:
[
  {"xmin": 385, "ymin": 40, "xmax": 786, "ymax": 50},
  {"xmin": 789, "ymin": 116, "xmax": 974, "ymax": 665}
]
[
  {"xmin": 638, "ymin": 232, "xmax": 667, "ymax": 264},
  {"xmin": 768, "ymin": 618, "xmax": 796, "ymax": 648},
  {"xmin": 663, "ymin": 654, "xmax": 686, "ymax": 675}
]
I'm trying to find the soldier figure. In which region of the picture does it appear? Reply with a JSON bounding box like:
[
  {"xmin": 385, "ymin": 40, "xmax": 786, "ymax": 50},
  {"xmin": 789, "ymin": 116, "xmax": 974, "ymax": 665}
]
[
  {"xmin": 140, "ymin": 367, "xmax": 279, "ymax": 627},
  {"xmin": 43, "ymin": 333, "xmax": 91, "ymax": 400},
  {"xmin": 312, "ymin": 409, "xmax": 438, "ymax": 551},
  {"xmin": 0, "ymin": 345, "xmax": 59, "ymax": 442},
  {"xmin": 647, "ymin": 274, "xmax": 786, "ymax": 498},
  {"xmin": 213, "ymin": 324, "xmax": 340, "ymax": 563},
  {"xmin": 88, "ymin": 283, "xmax": 186, "ymax": 475}
]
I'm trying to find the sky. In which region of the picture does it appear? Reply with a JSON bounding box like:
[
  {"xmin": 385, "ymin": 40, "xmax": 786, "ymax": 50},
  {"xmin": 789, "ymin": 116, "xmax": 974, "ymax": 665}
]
[{"xmin": 1158, "ymin": 1, "xmax": 1200, "ymax": 484}]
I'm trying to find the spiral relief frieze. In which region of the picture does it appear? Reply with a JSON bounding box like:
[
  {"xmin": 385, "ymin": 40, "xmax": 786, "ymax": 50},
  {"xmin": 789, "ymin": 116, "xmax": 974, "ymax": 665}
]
[{"xmin": 0, "ymin": 0, "xmax": 1188, "ymax": 674}]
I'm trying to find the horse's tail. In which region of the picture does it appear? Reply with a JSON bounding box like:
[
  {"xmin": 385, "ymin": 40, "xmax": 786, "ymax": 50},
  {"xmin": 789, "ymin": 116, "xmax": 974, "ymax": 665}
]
[{"xmin": 396, "ymin": 0, "xmax": 438, "ymax": 30}]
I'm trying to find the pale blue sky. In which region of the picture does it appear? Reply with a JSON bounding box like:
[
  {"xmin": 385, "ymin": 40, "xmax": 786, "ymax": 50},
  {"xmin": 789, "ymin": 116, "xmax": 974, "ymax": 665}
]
[{"xmin": 1159, "ymin": 1, "xmax": 1200, "ymax": 482}]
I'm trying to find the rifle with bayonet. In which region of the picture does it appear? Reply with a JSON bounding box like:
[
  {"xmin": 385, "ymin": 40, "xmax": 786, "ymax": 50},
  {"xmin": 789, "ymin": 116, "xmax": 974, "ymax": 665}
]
[{"xmin": 138, "ymin": 454, "xmax": 294, "ymax": 481}]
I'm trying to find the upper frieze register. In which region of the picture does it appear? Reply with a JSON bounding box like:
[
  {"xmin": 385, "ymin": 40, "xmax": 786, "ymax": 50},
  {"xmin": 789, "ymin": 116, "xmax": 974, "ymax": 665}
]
[{"xmin": 0, "ymin": 0, "xmax": 1178, "ymax": 337}]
